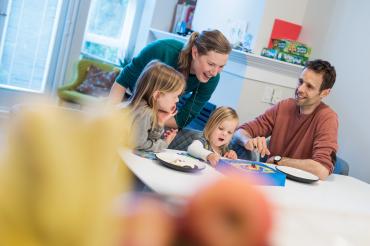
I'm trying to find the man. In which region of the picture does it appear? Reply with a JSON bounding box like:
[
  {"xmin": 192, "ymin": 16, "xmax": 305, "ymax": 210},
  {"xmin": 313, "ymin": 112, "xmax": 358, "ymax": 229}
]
[{"xmin": 235, "ymin": 59, "xmax": 338, "ymax": 180}]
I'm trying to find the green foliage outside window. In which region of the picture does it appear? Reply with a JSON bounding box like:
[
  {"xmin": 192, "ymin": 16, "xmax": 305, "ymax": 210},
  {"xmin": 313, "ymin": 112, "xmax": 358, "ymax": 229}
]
[
  {"xmin": 87, "ymin": 0, "xmax": 129, "ymax": 38},
  {"xmin": 82, "ymin": 41, "xmax": 119, "ymax": 64}
]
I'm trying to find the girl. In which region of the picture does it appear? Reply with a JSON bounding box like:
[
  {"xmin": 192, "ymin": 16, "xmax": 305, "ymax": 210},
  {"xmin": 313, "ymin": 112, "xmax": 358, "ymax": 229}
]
[
  {"xmin": 187, "ymin": 107, "xmax": 239, "ymax": 166},
  {"xmin": 109, "ymin": 29, "xmax": 231, "ymax": 129},
  {"xmin": 129, "ymin": 61, "xmax": 185, "ymax": 152}
]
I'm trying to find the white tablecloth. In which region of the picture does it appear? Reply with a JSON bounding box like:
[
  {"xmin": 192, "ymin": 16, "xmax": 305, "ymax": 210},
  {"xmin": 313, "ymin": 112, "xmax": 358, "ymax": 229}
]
[{"xmin": 119, "ymin": 148, "xmax": 370, "ymax": 245}]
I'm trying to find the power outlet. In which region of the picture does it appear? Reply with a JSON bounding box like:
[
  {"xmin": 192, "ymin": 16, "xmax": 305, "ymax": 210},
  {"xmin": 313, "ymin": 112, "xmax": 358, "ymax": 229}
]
[{"xmin": 262, "ymin": 86, "xmax": 274, "ymax": 104}]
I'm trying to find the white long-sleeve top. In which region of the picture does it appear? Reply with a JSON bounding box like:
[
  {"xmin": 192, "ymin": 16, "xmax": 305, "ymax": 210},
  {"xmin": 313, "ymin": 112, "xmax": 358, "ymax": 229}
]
[{"xmin": 187, "ymin": 139, "xmax": 213, "ymax": 161}]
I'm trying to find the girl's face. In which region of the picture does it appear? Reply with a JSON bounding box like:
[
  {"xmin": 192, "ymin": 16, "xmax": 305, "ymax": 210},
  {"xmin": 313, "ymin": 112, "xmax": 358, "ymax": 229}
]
[
  {"xmin": 209, "ymin": 119, "xmax": 238, "ymax": 147},
  {"xmin": 190, "ymin": 47, "xmax": 229, "ymax": 83},
  {"xmin": 155, "ymin": 88, "xmax": 183, "ymax": 113}
]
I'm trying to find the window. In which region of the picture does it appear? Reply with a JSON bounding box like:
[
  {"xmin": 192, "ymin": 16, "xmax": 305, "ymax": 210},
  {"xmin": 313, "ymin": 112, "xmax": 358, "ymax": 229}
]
[
  {"xmin": 81, "ymin": 0, "xmax": 133, "ymax": 65},
  {"xmin": 0, "ymin": 0, "xmax": 63, "ymax": 92}
]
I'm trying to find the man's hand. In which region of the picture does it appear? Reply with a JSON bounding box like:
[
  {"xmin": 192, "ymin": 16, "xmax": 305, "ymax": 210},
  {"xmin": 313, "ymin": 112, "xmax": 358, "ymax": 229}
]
[
  {"xmin": 164, "ymin": 128, "xmax": 178, "ymax": 144},
  {"xmin": 245, "ymin": 136, "xmax": 270, "ymax": 158},
  {"xmin": 207, "ymin": 153, "xmax": 221, "ymax": 167},
  {"xmin": 265, "ymin": 156, "xmax": 330, "ymax": 180},
  {"xmin": 224, "ymin": 150, "xmax": 237, "ymax": 160}
]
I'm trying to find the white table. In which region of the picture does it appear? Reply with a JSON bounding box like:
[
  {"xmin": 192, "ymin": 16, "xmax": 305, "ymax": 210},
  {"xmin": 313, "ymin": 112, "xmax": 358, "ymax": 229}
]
[
  {"xmin": 119, "ymin": 149, "xmax": 223, "ymax": 197},
  {"xmin": 119, "ymin": 148, "xmax": 370, "ymax": 246}
]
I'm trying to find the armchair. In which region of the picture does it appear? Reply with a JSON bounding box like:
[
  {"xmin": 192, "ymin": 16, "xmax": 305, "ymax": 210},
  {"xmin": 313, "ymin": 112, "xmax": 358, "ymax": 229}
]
[{"xmin": 58, "ymin": 59, "xmax": 120, "ymax": 105}]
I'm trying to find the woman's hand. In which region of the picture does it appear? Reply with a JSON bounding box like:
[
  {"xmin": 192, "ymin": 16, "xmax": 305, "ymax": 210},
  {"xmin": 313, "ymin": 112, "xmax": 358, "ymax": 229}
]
[
  {"xmin": 207, "ymin": 153, "xmax": 221, "ymax": 167},
  {"xmin": 224, "ymin": 150, "xmax": 237, "ymax": 160}
]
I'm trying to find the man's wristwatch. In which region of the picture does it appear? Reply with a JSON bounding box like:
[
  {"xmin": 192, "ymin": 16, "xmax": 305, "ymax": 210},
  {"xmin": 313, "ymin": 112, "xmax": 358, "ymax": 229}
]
[{"xmin": 273, "ymin": 155, "xmax": 282, "ymax": 165}]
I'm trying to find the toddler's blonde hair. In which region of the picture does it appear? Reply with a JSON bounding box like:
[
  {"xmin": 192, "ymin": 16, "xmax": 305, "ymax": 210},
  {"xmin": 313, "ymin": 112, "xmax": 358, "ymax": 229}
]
[{"xmin": 203, "ymin": 106, "xmax": 239, "ymax": 146}]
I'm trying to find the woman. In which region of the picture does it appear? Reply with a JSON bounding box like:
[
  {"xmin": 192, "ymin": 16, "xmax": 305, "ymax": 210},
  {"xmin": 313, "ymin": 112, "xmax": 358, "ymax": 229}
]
[{"xmin": 109, "ymin": 29, "xmax": 231, "ymax": 128}]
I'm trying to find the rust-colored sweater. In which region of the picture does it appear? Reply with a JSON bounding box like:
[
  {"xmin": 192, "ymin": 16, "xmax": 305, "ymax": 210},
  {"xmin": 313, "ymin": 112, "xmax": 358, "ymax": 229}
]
[{"xmin": 240, "ymin": 98, "xmax": 338, "ymax": 173}]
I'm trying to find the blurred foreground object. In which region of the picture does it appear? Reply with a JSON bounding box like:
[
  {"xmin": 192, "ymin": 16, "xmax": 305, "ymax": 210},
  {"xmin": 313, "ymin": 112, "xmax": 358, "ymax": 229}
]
[
  {"xmin": 118, "ymin": 195, "xmax": 176, "ymax": 246},
  {"xmin": 181, "ymin": 176, "xmax": 273, "ymax": 246},
  {"xmin": 0, "ymin": 102, "xmax": 133, "ymax": 246}
]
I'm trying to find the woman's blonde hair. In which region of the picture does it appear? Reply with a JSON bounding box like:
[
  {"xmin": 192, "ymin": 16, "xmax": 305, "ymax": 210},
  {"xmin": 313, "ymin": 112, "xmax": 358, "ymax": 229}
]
[
  {"xmin": 203, "ymin": 106, "xmax": 239, "ymax": 144},
  {"xmin": 129, "ymin": 60, "xmax": 185, "ymax": 126},
  {"xmin": 178, "ymin": 30, "xmax": 231, "ymax": 78}
]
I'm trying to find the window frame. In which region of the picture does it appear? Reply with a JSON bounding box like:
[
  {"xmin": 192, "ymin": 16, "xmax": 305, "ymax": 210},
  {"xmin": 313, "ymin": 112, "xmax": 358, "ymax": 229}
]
[{"xmin": 81, "ymin": 0, "xmax": 137, "ymax": 65}]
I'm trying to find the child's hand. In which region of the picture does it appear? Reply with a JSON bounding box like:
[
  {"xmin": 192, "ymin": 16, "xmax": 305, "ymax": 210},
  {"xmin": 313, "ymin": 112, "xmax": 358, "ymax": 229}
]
[
  {"xmin": 224, "ymin": 150, "xmax": 238, "ymax": 160},
  {"xmin": 207, "ymin": 153, "xmax": 221, "ymax": 167},
  {"xmin": 157, "ymin": 109, "xmax": 177, "ymax": 126},
  {"xmin": 164, "ymin": 128, "xmax": 178, "ymax": 144}
]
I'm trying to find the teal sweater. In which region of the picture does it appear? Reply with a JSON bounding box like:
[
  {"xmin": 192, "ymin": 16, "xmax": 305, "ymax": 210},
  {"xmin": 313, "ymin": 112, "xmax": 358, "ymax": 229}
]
[{"xmin": 116, "ymin": 39, "xmax": 219, "ymax": 128}]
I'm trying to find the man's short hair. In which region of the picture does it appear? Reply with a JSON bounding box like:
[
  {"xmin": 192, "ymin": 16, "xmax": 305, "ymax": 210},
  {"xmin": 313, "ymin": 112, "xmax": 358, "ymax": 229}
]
[{"xmin": 305, "ymin": 59, "xmax": 336, "ymax": 91}]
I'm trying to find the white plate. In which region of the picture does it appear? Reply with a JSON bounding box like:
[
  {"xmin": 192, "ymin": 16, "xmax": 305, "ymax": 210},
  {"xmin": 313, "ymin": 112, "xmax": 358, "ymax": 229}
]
[
  {"xmin": 156, "ymin": 152, "xmax": 206, "ymax": 172},
  {"xmin": 276, "ymin": 166, "xmax": 319, "ymax": 183}
]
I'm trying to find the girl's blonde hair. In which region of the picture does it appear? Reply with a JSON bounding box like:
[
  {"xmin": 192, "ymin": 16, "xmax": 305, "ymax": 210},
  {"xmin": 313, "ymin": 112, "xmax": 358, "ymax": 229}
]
[
  {"xmin": 203, "ymin": 106, "xmax": 239, "ymax": 144},
  {"xmin": 129, "ymin": 60, "xmax": 185, "ymax": 125},
  {"xmin": 178, "ymin": 30, "xmax": 231, "ymax": 78}
]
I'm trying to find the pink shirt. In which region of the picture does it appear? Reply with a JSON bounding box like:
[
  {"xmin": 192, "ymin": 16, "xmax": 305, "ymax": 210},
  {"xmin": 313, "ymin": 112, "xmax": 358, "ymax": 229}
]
[{"xmin": 240, "ymin": 98, "xmax": 338, "ymax": 173}]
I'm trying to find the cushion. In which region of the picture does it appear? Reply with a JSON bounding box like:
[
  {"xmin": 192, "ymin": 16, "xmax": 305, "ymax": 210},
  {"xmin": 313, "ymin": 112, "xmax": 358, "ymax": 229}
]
[{"xmin": 76, "ymin": 65, "xmax": 118, "ymax": 97}]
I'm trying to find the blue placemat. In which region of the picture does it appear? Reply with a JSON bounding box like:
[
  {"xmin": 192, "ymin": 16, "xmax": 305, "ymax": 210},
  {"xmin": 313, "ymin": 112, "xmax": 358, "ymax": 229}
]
[{"xmin": 216, "ymin": 159, "xmax": 286, "ymax": 186}]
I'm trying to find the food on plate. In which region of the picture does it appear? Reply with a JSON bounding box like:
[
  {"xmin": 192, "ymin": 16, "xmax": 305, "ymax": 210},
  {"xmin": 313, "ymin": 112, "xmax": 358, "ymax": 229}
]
[
  {"xmin": 156, "ymin": 152, "xmax": 205, "ymax": 171},
  {"xmin": 171, "ymin": 157, "xmax": 196, "ymax": 167}
]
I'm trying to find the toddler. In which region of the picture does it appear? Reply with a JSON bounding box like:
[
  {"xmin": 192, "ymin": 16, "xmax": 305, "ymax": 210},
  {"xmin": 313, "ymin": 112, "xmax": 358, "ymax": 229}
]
[{"xmin": 187, "ymin": 106, "xmax": 239, "ymax": 166}]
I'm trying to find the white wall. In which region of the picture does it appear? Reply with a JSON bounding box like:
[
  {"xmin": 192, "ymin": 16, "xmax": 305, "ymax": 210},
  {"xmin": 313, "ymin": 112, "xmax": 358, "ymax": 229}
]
[
  {"xmin": 301, "ymin": 0, "xmax": 370, "ymax": 182},
  {"xmin": 150, "ymin": 0, "xmax": 177, "ymax": 32},
  {"xmin": 188, "ymin": 0, "xmax": 310, "ymax": 54},
  {"xmin": 299, "ymin": 0, "xmax": 336, "ymax": 58},
  {"xmin": 254, "ymin": 0, "xmax": 309, "ymax": 54},
  {"xmin": 235, "ymin": 79, "xmax": 295, "ymax": 123},
  {"xmin": 192, "ymin": 0, "xmax": 265, "ymax": 49},
  {"xmin": 131, "ymin": 0, "xmax": 177, "ymax": 57}
]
